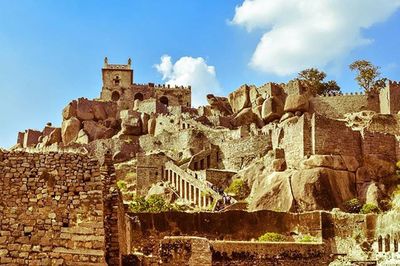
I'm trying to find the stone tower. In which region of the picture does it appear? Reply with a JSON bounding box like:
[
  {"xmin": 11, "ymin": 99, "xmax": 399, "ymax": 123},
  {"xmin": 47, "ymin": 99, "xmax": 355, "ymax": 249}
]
[{"xmin": 101, "ymin": 57, "xmax": 133, "ymax": 101}]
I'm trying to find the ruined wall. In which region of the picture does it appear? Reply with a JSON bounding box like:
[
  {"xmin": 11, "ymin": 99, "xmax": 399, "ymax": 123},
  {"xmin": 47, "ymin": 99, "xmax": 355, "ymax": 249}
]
[
  {"xmin": 155, "ymin": 87, "xmax": 191, "ymax": 107},
  {"xmin": 362, "ymin": 130, "xmax": 397, "ymax": 160},
  {"xmin": 136, "ymin": 153, "xmax": 168, "ymax": 196},
  {"xmin": 0, "ymin": 151, "xmax": 107, "ymax": 265},
  {"xmin": 311, "ymin": 114, "xmax": 362, "ymax": 157},
  {"xmin": 380, "ymin": 81, "xmax": 400, "ymax": 115},
  {"xmin": 124, "ymin": 210, "xmax": 323, "ymax": 257},
  {"xmin": 310, "ymin": 94, "xmax": 380, "ymax": 119}
]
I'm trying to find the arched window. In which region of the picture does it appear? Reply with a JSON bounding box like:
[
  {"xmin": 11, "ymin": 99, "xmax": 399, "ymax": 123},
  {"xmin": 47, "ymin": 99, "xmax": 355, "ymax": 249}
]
[
  {"xmin": 160, "ymin": 96, "xmax": 169, "ymax": 107},
  {"xmin": 111, "ymin": 91, "xmax": 120, "ymax": 101},
  {"xmin": 134, "ymin": 93, "xmax": 144, "ymax": 101}
]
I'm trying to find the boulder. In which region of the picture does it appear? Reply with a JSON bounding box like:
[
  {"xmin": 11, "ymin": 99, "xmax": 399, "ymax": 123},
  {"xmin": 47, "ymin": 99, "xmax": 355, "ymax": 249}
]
[
  {"xmin": 76, "ymin": 129, "xmax": 89, "ymax": 145},
  {"xmin": 284, "ymin": 94, "xmax": 309, "ymax": 113},
  {"xmin": 301, "ymin": 155, "xmax": 347, "ymax": 171},
  {"xmin": 120, "ymin": 110, "xmax": 142, "ymax": 136},
  {"xmin": 228, "ymin": 85, "xmax": 251, "ymax": 113},
  {"xmin": 261, "ymin": 96, "xmax": 284, "ymax": 123},
  {"xmin": 83, "ymin": 121, "xmax": 115, "ymax": 141},
  {"xmin": 365, "ymin": 182, "xmax": 380, "ymax": 205},
  {"xmin": 92, "ymin": 102, "xmax": 107, "ymax": 121},
  {"xmin": 207, "ymin": 94, "xmax": 233, "ymax": 115},
  {"xmin": 62, "ymin": 100, "xmax": 77, "ymax": 120},
  {"xmin": 291, "ymin": 167, "xmax": 356, "ymax": 211},
  {"xmin": 61, "ymin": 117, "xmax": 81, "ymax": 145},
  {"xmin": 76, "ymin": 98, "xmax": 94, "ymax": 121},
  {"xmin": 248, "ymin": 171, "xmax": 295, "ymax": 212},
  {"xmin": 280, "ymin": 112, "xmax": 294, "ymax": 122},
  {"xmin": 47, "ymin": 128, "xmax": 62, "ymax": 145},
  {"xmin": 272, "ymin": 159, "xmax": 286, "ymax": 172},
  {"xmin": 232, "ymin": 107, "xmax": 264, "ymax": 128}
]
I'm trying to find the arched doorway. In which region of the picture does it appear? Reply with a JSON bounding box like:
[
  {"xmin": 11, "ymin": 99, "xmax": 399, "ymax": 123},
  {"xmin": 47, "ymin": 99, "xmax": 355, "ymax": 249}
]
[
  {"xmin": 160, "ymin": 96, "xmax": 169, "ymax": 107},
  {"xmin": 134, "ymin": 92, "xmax": 144, "ymax": 101},
  {"xmin": 111, "ymin": 91, "xmax": 120, "ymax": 101}
]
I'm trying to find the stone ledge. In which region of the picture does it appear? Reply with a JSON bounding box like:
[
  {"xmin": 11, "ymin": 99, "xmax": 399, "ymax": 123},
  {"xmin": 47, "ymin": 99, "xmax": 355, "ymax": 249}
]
[{"xmin": 53, "ymin": 247, "xmax": 104, "ymax": 256}]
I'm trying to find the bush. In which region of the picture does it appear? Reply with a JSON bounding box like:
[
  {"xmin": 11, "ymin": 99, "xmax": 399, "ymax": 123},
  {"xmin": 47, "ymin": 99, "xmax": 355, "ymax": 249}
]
[
  {"xmin": 258, "ymin": 232, "xmax": 286, "ymax": 242},
  {"xmin": 343, "ymin": 198, "xmax": 362, "ymax": 213},
  {"xmin": 360, "ymin": 203, "xmax": 380, "ymax": 214},
  {"xmin": 129, "ymin": 195, "xmax": 171, "ymax": 213},
  {"xmin": 117, "ymin": 180, "xmax": 127, "ymax": 191},
  {"xmin": 224, "ymin": 179, "xmax": 250, "ymax": 200},
  {"xmin": 396, "ymin": 161, "xmax": 400, "ymax": 169},
  {"xmin": 298, "ymin": 235, "xmax": 317, "ymax": 243}
]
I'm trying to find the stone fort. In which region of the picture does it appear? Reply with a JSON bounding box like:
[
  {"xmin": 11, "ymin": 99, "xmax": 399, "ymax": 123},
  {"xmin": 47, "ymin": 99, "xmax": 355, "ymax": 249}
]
[{"xmin": 2, "ymin": 58, "xmax": 400, "ymax": 265}]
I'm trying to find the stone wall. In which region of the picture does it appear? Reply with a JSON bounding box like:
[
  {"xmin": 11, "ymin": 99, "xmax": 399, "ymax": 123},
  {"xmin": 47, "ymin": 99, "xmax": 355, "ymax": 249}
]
[
  {"xmin": 310, "ymin": 94, "xmax": 380, "ymax": 119},
  {"xmin": 0, "ymin": 151, "xmax": 108, "ymax": 265},
  {"xmin": 362, "ymin": 130, "xmax": 397, "ymax": 160},
  {"xmin": 380, "ymin": 81, "xmax": 400, "ymax": 115},
  {"xmin": 311, "ymin": 114, "xmax": 362, "ymax": 157},
  {"xmin": 124, "ymin": 210, "xmax": 323, "ymax": 256},
  {"xmin": 136, "ymin": 153, "xmax": 168, "ymax": 196}
]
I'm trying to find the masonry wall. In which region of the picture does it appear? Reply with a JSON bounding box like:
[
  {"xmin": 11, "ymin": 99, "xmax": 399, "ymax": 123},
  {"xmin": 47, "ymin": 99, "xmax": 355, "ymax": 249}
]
[
  {"xmin": 310, "ymin": 94, "xmax": 380, "ymax": 119},
  {"xmin": 0, "ymin": 151, "xmax": 107, "ymax": 265},
  {"xmin": 311, "ymin": 114, "xmax": 362, "ymax": 157},
  {"xmin": 124, "ymin": 210, "xmax": 323, "ymax": 257},
  {"xmin": 362, "ymin": 130, "xmax": 397, "ymax": 161},
  {"xmin": 136, "ymin": 153, "xmax": 168, "ymax": 196}
]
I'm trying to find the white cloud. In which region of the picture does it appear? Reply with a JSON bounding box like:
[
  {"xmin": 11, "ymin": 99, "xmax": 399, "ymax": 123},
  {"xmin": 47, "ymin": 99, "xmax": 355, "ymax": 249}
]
[
  {"xmin": 155, "ymin": 55, "xmax": 221, "ymax": 107},
  {"xmin": 232, "ymin": 0, "xmax": 400, "ymax": 76}
]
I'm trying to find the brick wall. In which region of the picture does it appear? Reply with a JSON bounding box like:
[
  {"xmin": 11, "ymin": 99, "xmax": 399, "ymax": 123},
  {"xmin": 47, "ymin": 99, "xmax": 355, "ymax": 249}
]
[{"xmin": 362, "ymin": 130, "xmax": 397, "ymax": 160}]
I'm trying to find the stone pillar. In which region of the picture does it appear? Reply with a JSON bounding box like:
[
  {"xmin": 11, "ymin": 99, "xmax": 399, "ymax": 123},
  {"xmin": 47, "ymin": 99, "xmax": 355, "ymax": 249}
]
[{"xmin": 189, "ymin": 184, "xmax": 192, "ymax": 203}]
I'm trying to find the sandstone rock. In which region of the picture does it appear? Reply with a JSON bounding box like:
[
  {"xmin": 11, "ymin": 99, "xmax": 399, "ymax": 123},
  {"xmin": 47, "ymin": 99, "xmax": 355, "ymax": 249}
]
[
  {"xmin": 248, "ymin": 171, "xmax": 295, "ymax": 212},
  {"xmin": 62, "ymin": 100, "xmax": 77, "ymax": 120},
  {"xmin": 272, "ymin": 159, "xmax": 286, "ymax": 172},
  {"xmin": 83, "ymin": 121, "xmax": 115, "ymax": 141},
  {"xmin": 61, "ymin": 117, "xmax": 81, "ymax": 145},
  {"xmin": 261, "ymin": 96, "xmax": 284, "ymax": 123},
  {"xmin": 76, "ymin": 98, "xmax": 94, "ymax": 121},
  {"xmin": 232, "ymin": 107, "xmax": 264, "ymax": 128},
  {"xmin": 365, "ymin": 182, "xmax": 379, "ymax": 205},
  {"xmin": 301, "ymin": 155, "xmax": 348, "ymax": 171},
  {"xmin": 284, "ymin": 94, "xmax": 309, "ymax": 113},
  {"xmin": 291, "ymin": 167, "xmax": 356, "ymax": 211},
  {"xmin": 206, "ymin": 94, "xmax": 233, "ymax": 115},
  {"xmin": 279, "ymin": 112, "xmax": 294, "ymax": 122},
  {"xmin": 76, "ymin": 129, "xmax": 89, "ymax": 145}
]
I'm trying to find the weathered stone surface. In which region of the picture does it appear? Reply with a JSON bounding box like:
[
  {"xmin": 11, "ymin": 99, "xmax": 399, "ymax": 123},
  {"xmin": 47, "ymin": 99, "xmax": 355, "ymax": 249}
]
[
  {"xmin": 47, "ymin": 128, "xmax": 62, "ymax": 145},
  {"xmin": 261, "ymin": 96, "xmax": 284, "ymax": 123},
  {"xmin": 76, "ymin": 129, "xmax": 89, "ymax": 145},
  {"xmin": 120, "ymin": 110, "xmax": 142, "ymax": 136},
  {"xmin": 141, "ymin": 113, "xmax": 150, "ymax": 135},
  {"xmin": 61, "ymin": 117, "xmax": 81, "ymax": 145},
  {"xmin": 272, "ymin": 158, "xmax": 286, "ymax": 172},
  {"xmin": 92, "ymin": 102, "xmax": 107, "ymax": 121},
  {"xmin": 83, "ymin": 121, "xmax": 115, "ymax": 141},
  {"xmin": 232, "ymin": 107, "xmax": 264, "ymax": 128},
  {"xmin": 148, "ymin": 117, "xmax": 157, "ymax": 135},
  {"xmin": 62, "ymin": 100, "xmax": 77, "ymax": 120},
  {"xmin": 284, "ymin": 94, "xmax": 309, "ymax": 113},
  {"xmin": 291, "ymin": 168, "xmax": 356, "ymax": 211},
  {"xmin": 249, "ymin": 172, "xmax": 295, "ymax": 212},
  {"xmin": 228, "ymin": 85, "xmax": 251, "ymax": 113},
  {"xmin": 207, "ymin": 94, "xmax": 233, "ymax": 115},
  {"xmin": 76, "ymin": 98, "xmax": 95, "ymax": 121},
  {"xmin": 301, "ymin": 155, "xmax": 354, "ymax": 171}
]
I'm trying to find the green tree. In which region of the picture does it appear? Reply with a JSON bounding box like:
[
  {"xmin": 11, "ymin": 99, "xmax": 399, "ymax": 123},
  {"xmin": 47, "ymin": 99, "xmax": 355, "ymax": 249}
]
[
  {"xmin": 349, "ymin": 60, "xmax": 387, "ymax": 94},
  {"xmin": 297, "ymin": 68, "xmax": 341, "ymax": 95}
]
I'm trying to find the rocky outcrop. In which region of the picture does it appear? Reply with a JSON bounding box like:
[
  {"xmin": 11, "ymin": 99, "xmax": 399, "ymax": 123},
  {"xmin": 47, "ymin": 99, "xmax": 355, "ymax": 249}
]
[
  {"xmin": 120, "ymin": 110, "xmax": 143, "ymax": 136},
  {"xmin": 261, "ymin": 96, "xmax": 284, "ymax": 123},
  {"xmin": 61, "ymin": 117, "xmax": 81, "ymax": 145},
  {"xmin": 228, "ymin": 85, "xmax": 251, "ymax": 113},
  {"xmin": 284, "ymin": 94, "xmax": 309, "ymax": 113},
  {"xmin": 231, "ymin": 107, "xmax": 264, "ymax": 128}
]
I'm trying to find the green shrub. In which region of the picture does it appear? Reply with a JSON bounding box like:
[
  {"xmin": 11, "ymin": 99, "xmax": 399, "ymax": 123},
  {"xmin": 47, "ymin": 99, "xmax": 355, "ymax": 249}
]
[
  {"xmin": 396, "ymin": 161, "xmax": 400, "ymax": 169},
  {"xmin": 224, "ymin": 179, "xmax": 250, "ymax": 200},
  {"xmin": 117, "ymin": 180, "xmax": 127, "ymax": 191},
  {"xmin": 298, "ymin": 235, "xmax": 316, "ymax": 243},
  {"xmin": 129, "ymin": 195, "xmax": 171, "ymax": 213},
  {"xmin": 258, "ymin": 232, "xmax": 286, "ymax": 242},
  {"xmin": 360, "ymin": 203, "xmax": 380, "ymax": 214},
  {"xmin": 343, "ymin": 198, "xmax": 362, "ymax": 213}
]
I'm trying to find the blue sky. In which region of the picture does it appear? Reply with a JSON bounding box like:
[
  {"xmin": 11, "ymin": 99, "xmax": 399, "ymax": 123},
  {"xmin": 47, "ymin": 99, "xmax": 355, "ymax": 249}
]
[{"xmin": 1, "ymin": 0, "xmax": 400, "ymax": 148}]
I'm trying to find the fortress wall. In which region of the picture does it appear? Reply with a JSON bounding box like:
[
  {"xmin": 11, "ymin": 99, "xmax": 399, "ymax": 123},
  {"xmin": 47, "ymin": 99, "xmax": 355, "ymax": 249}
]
[
  {"xmin": 310, "ymin": 94, "xmax": 380, "ymax": 119},
  {"xmin": 155, "ymin": 87, "xmax": 191, "ymax": 107},
  {"xmin": 0, "ymin": 151, "xmax": 107, "ymax": 265},
  {"xmin": 124, "ymin": 210, "xmax": 323, "ymax": 257},
  {"xmin": 362, "ymin": 130, "xmax": 397, "ymax": 161},
  {"xmin": 311, "ymin": 114, "xmax": 362, "ymax": 157}
]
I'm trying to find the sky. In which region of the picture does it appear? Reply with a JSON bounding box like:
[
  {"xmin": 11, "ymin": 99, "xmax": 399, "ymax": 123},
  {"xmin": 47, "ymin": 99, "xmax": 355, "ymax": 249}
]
[{"xmin": 1, "ymin": 0, "xmax": 400, "ymax": 149}]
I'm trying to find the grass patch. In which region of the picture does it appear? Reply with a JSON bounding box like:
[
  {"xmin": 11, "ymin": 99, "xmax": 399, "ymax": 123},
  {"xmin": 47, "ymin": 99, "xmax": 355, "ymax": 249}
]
[{"xmin": 258, "ymin": 232, "xmax": 286, "ymax": 242}]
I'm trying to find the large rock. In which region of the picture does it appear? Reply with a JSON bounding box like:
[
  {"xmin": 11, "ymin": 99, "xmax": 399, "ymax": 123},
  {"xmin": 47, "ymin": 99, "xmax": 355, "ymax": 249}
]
[
  {"xmin": 92, "ymin": 102, "xmax": 107, "ymax": 121},
  {"xmin": 301, "ymin": 155, "xmax": 359, "ymax": 172},
  {"xmin": 47, "ymin": 128, "xmax": 62, "ymax": 145},
  {"xmin": 231, "ymin": 107, "xmax": 264, "ymax": 128},
  {"xmin": 83, "ymin": 121, "xmax": 115, "ymax": 141},
  {"xmin": 291, "ymin": 167, "xmax": 356, "ymax": 211},
  {"xmin": 207, "ymin": 94, "xmax": 233, "ymax": 115},
  {"xmin": 261, "ymin": 96, "xmax": 284, "ymax": 123},
  {"xmin": 62, "ymin": 100, "xmax": 77, "ymax": 120},
  {"xmin": 76, "ymin": 129, "xmax": 89, "ymax": 145},
  {"xmin": 120, "ymin": 110, "xmax": 142, "ymax": 136},
  {"xmin": 76, "ymin": 98, "xmax": 94, "ymax": 121},
  {"xmin": 284, "ymin": 94, "xmax": 309, "ymax": 113},
  {"xmin": 248, "ymin": 171, "xmax": 295, "ymax": 212},
  {"xmin": 228, "ymin": 85, "xmax": 251, "ymax": 113},
  {"xmin": 61, "ymin": 117, "xmax": 81, "ymax": 145}
]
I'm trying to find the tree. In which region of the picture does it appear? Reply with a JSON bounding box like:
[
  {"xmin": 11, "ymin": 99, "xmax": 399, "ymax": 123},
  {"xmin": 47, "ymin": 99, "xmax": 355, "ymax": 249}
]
[
  {"xmin": 297, "ymin": 68, "xmax": 341, "ymax": 95},
  {"xmin": 349, "ymin": 60, "xmax": 387, "ymax": 94}
]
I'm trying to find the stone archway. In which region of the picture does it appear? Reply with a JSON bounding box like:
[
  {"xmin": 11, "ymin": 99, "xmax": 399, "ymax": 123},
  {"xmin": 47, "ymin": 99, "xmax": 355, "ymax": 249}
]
[
  {"xmin": 111, "ymin": 91, "xmax": 120, "ymax": 101},
  {"xmin": 160, "ymin": 96, "xmax": 169, "ymax": 107},
  {"xmin": 134, "ymin": 92, "xmax": 144, "ymax": 101}
]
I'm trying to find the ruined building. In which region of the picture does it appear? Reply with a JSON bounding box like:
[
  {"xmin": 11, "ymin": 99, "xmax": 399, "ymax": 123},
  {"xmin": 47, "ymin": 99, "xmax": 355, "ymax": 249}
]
[{"xmin": 1, "ymin": 58, "xmax": 400, "ymax": 265}]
